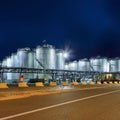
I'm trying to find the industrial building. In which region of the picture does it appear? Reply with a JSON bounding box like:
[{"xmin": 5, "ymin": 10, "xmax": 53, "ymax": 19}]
[{"xmin": 0, "ymin": 44, "xmax": 120, "ymax": 84}]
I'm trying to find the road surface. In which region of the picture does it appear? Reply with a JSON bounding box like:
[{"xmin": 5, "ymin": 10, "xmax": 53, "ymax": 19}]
[{"xmin": 0, "ymin": 85, "xmax": 120, "ymax": 120}]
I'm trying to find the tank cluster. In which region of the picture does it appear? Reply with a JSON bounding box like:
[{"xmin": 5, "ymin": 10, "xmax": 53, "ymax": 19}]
[
  {"xmin": 1, "ymin": 45, "xmax": 66, "ymax": 69},
  {"xmin": 1, "ymin": 44, "xmax": 65, "ymax": 83},
  {"xmin": 65, "ymin": 57, "xmax": 120, "ymax": 72},
  {"xmin": 1, "ymin": 45, "xmax": 120, "ymax": 73},
  {"xmin": 1, "ymin": 44, "xmax": 120, "ymax": 83}
]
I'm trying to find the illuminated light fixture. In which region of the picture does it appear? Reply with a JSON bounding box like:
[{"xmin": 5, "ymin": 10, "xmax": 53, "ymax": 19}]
[
  {"xmin": 63, "ymin": 46, "xmax": 73, "ymax": 60},
  {"xmin": 63, "ymin": 52, "xmax": 69, "ymax": 58}
]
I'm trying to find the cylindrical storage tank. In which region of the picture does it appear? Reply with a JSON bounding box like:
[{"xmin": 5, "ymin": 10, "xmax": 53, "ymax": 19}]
[
  {"xmin": 17, "ymin": 48, "xmax": 30, "ymax": 68},
  {"xmin": 35, "ymin": 44, "xmax": 56, "ymax": 69},
  {"xmin": 117, "ymin": 58, "xmax": 120, "ymax": 72},
  {"xmin": 56, "ymin": 49, "xmax": 65, "ymax": 70},
  {"xmin": 2, "ymin": 59, "xmax": 7, "ymax": 81},
  {"xmin": 68, "ymin": 61, "xmax": 78, "ymax": 71},
  {"xmin": 64, "ymin": 63, "xmax": 69, "ymax": 70},
  {"xmin": 33, "ymin": 49, "xmax": 37, "ymax": 68},
  {"xmin": 109, "ymin": 58, "xmax": 118, "ymax": 72},
  {"xmin": 90, "ymin": 57, "xmax": 109, "ymax": 72},
  {"xmin": 6, "ymin": 56, "xmax": 12, "ymax": 67},
  {"xmin": 11, "ymin": 53, "xmax": 19, "ymax": 67},
  {"xmin": 17, "ymin": 48, "xmax": 30, "ymax": 81},
  {"xmin": 105, "ymin": 62, "xmax": 109, "ymax": 72},
  {"xmin": 78, "ymin": 59, "xmax": 90, "ymax": 71},
  {"xmin": 28, "ymin": 50, "xmax": 34, "ymax": 79},
  {"xmin": 11, "ymin": 53, "xmax": 19, "ymax": 82},
  {"xmin": 33, "ymin": 49, "xmax": 39, "ymax": 78},
  {"xmin": 2, "ymin": 59, "xmax": 7, "ymax": 67},
  {"xmin": 6, "ymin": 56, "xmax": 12, "ymax": 81},
  {"xmin": 28, "ymin": 50, "xmax": 34, "ymax": 68}
]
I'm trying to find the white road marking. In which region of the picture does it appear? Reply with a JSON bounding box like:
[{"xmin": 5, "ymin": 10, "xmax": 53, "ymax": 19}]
[
  {"xmin": 58, "ymin": 85, "xmax": 114, "ymax": 91},
  {"xmin": 0, "ymin": 89, "xmax": 120, "ymax": 120},
  {"xmin": 71, "ymin": 86, "xmax": 111, "ymax": 91}
]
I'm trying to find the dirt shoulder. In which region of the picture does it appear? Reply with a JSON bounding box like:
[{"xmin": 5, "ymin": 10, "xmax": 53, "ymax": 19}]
[{"xmin": 0, "ymin": 85, "xmax": 111, "ymax": 101}]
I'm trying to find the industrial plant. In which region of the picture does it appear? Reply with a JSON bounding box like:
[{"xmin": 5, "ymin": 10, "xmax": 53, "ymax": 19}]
[{"xmin": 0, "ymin": 43, "xmax": 120, "ymax": 84}]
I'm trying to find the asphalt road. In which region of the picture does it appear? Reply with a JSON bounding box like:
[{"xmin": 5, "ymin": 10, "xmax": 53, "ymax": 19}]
[{"xmin": 0, "ymin": 85, "xmax": 120, "ymax": 120}]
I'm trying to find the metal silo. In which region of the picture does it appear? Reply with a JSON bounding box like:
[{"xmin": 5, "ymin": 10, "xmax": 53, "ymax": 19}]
[
  {"xmin": 28, "ymin": 50, "xmax": 35, "ymax": 79},
  {"xmin": 11, "ymin": 53, "xmax": 19, "ymax": 67},
  {"xmin": 109, "ymin": 58, "xmax": 118, "ymax": 72},
  {"xmin": 35, "ymin": 44, "xmax": 56, "ymax": 69},
  {"xmin": 90, "ymin": 57, "xmax": 109, "ymax": 72},
  {"xmin": 78, "ymin": 59, "xmax": 90, "ymax": 71},
  {"xmin": 34, "ymin": 44, "xmax": 56, "ymax": 82},
  {"xmin": 17, "ymin": 48, "xmax": 30, "ymax": 81},
  {"xmin": 2, "ymin": 59, "xmax": 7, "ymax": 81},
  {"xmin": 2, "ymin": 59, "xmax": 7, "ymax": 67},
  {"xmin": 11, "ymin": 53, "xmax": 19, "ymax": 82},
  {"xmin": 6, "ymin": 56, "xmax": 12, "ymax": 67},
  {"xmin": 33, "ymin": 49, "xmax": 37, "ymax": 68},
  {"xmin": 28, "ymin": 50, "xmax": 34, "ymax": 68},
  {"xmin": 6, "ymin": 56, "xmax": 12, "ymax": 81},
  {"xmin": 17, "ymin": 48, "xmax": 30, "ymax": 68},
  {"xmin": 68, "ymin": 61, "xmax": 78, "ymax": 71},
  {"xmin": 64, "ymin": 63, "xmax": 69, "ymax": 70},
  {"xmin": 56, "ymin": 49, "xmax": 65, "ymax": 70},
  {"xmin": 117, "ymin": 58, "xmax": 120, "ymax": 72}
]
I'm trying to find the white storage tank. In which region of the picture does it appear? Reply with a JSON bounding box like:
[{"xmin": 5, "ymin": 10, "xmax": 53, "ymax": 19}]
[
  {"xmin": 35, "ymin": 44, "xmax": 56, "ymax": 69},
  {"xmin": 33, "ymin": 49, "xmax": 37, "ymax": 68},
  {"xmin": 2, "ymin": 59, "xmax": 7, "ymax": 67},
  {"xmin": 28, "ymin": 50, "xmax": 35, "ymax": 79},
  {"xmin": 11, "ymin": 53, "xmax": 19, "ymax": 81},
  {"xmin": 6, "ymin": 56, "xmax": 12, "ymax": 67},
  {"xmin": 117, "ymin": 58, "xmax": 120, "ymax": 72},
  {"xmin": 17, "ymin": 48, "xmax": 30, "ymax": 81},
  {"xmin": 90, "ymin": 57, "xmax": 109, "ymax": 72},
  {"xmin": 17, "ymin": 48, "xmax": 30, "ymax": 68},
  {"xmin": 78, "ymin": 59, "xmax": 90, "ymax": 71},
  {"xmin": 6, "ymin": 56, "xmax": 12, "ymax": 80},
  {"xmin": 2, "ymin": 59, "xmax": 7, "ymax": 80},
  {"xmin": 109, "ymin": 58, "xmax": 118, "ymax": 72},
  {"xmin": 11, "ymin": 53, "xmax": 19, "ymax": 67},
  {"xmin": 28, "ymin": 50, "xmax": 34, "ymax": 68},
  {"xmin": 56, "ymin": 49, "xmax": 65, "ymax": 70},
  {"xmin": 64, "ymin": 63, "xmax": 69, "ymax": 70},
  {"xmin": 68, "ymin": 61, "xmax": 78, "ymax": 71}
]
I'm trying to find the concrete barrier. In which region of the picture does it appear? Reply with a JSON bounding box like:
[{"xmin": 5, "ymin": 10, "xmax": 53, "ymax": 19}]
[
  {"xmin": 103, "ymin": 82, "xmax": 107, "ymax": 84},
  {"xmin": 89, "ymin": 82, "xmax": 95, "ymax": 85},
  {"xmin": 81, "ymin": 82, "xmax": 87, "ymax": 85},
  {"xmin": 109, "ymin": 82, "xmax": 113, "ymax": 84},
  {"xmin": 50, "ymin": 82, "xmax": 57, "ymax": 86},
  {"xmin": 97, "ymin": 81, "xmax": 102, "ymax": 84},
  {"xmin": 18, "ymin": 82, "xmax": 28, "ymax": 87},
  {"xmin": 35, "ymin": 82, "xmax": 44, "ymax": 87},
  {"xmin": 0, "ymin": 83, "xmax": 8, "ymax": 88},
  {"xmin": 114, "ymin": 81, "xmax": 118, "ymax": 84},
  {"xmin": 62, "ymin": 82, "xmax": 69, "ymax": 86},
  {"xmin": 72, "ymin": 82, "xmax": 79, "ymax": 86}
]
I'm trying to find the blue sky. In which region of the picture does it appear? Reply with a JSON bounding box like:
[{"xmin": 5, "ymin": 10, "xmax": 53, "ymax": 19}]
[{"xmin": 0, "ymin": 0, "xmax": 120, "ymax": 60}]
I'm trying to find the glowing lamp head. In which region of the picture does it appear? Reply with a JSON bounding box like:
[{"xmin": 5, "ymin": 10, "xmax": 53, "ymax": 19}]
[{"xmin": 64, "ymin": 52, "xmax": 69, "ymax": 58}]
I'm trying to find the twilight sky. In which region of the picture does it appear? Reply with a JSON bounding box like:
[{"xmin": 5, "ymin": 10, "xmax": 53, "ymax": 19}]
[{"xmin": 0, "ymin": 0, "xmax": 120, "ymax": 60}]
